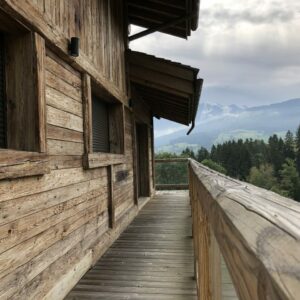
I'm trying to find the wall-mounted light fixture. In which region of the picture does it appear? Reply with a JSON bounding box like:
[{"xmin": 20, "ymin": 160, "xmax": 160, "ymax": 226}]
[
  {"xmin": 129, "ymin": 98, "xmax": 134, "ymax": 108},
  {"xmin": 69, "ymin": 37, "xmax": 80, "ymax": 57}
]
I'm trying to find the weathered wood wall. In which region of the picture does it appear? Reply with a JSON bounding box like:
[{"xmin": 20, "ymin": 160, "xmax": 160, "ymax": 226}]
[
  {"xmin": 30, "ymin": 0, "xmax": 127, "ymax": 99},
  {"xmin": 0, "ymin": 0, "xmax": 127, "ymax": 102},
  {"xmin": 35, "ymin": 0, "xmax": 127, "ymax": 97},
  {"xmin": 0, "ymin": 1, "xmax": 155, "ymax": 299}
]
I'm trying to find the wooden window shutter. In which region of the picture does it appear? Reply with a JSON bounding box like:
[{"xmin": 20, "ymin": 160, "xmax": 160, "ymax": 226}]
[
  {"xmin": 92, "ymin": 95, "xmax": 110, "ymax": 153},
  {"xmin": 0, "ymin": 33, "xmax": 6, "ymax": 148}
]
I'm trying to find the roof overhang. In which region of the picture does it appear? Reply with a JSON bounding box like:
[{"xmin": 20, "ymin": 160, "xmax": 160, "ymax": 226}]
[
  {"xmin": 128, "ymin": 0, "xmax": 200, "ymax": 40},
  {"xmin": 128, "ymin": 50, "xmax": 203, "ymax": 127}
]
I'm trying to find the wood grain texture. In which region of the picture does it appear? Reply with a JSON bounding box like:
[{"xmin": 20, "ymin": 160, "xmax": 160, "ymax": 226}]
[
  {"xmin": 108, "ymin": 165, "xmax": 115, "ymax": 228},
  {"xmin": 0, "ymin": 150, "xmax": 49, "ymax": 180},
  {"xmin": 5, "ymin": 32, "xmax": 39, "ymax": 151},
  {"xmin": 0, "ymin": 0, "xmax": 128, "ymax": 103},
  {"xmin": 82, "ymin": 73, "xmax": 93, "ymax": 154},
  {"xmin": 189, "ymin": 159, "xmax": 300, "ymax": 300},
  {"xmin": 0, "ymin": 3, "xmax": 153, "ymax": 300},
  {"xmin": 33, "ymin": 33, "xmax": 47, "ymax": 153},
  {"xmin": 66, "ymin": 191, "xmax": 197, "ymax": 300},
  {"xmin": 84, "ymin": 153, "xmax": 125, "ymax": 169}
]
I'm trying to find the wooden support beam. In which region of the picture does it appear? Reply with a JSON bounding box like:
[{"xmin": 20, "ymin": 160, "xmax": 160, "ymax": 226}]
[
  {"xmin": 82, "ymin": 73, "xmax": 93, "ymax": 155},
  {"xmin": 108, "ymin": 165, "xmax": 115, "ymax": 229},
  {"xmin": 129, "ymin": 13, "xmax": 195, "ymax": 41},
  {"xmin": 131, "ymin": 114, "xmax": 138, "ymax": 206}
]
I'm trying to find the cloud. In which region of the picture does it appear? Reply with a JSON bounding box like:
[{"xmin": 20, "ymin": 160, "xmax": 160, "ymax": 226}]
[{"xmin": 200, "ymin": 2, "xmax": 298, "ymax": 27}]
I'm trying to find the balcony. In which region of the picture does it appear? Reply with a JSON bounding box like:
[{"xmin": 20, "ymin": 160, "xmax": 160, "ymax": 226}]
[{"xmin": 66, "ymin": 159, "xmax": 300, "ymax": 300}]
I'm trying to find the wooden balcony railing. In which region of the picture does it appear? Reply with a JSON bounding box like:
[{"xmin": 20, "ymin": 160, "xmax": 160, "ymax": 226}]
[
  {"xmin": 189, "ymin": 159, "xmax": 300, "ymax": 300},
  {"xmin": 155, "ymin": 158, "xmax": 189, "ymax": 190}
]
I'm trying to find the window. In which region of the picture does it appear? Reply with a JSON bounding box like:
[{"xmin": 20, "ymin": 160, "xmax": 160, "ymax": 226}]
[
  {"xmin": 83, "ymin": 74, "xmax": 125, "ymax": 169},
  {"xmin": 0, "ymin": 13, "xmax": 48, "ymax": 180},
  {"xmin": 0, "ymin": 30, "xmax": 46, "ymax": 152},
  {"xmin": 92, "ymin": 95, "xmax": 110, "ymax": 153}
]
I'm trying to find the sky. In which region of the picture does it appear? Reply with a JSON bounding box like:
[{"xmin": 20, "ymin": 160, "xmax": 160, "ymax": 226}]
[{"xmin": 130, "ymin": 0, "xmax": 300, "ymax": 137}]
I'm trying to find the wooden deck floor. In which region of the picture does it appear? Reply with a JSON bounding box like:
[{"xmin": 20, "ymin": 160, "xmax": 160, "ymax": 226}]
[
  {"xmin": 66, "ymin": 191, "xmax": 238, "ymax": 300},
  {"xmin": 66, "ymin": 191, "xmax": 197, "ymax": 300}
]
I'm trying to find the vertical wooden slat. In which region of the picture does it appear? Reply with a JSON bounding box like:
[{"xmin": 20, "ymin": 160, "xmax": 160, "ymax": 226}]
[
  {"xmin": 0, "ymin": 33, "xmax": 6, "ymax": 148},
  {"xmin": 150, "ymin": 118, "xmax": 155, "ymax": 189},
  {"xmin": 33, "ymin": 33, "xmax": 46, "ymax": 153},
  {"xmin": 131, "ymin": 113, "xmax": 138, "ymax": 206},
  {"xmin": 82, "ymin": 73, "xmax": 93, "ymax": 155},
  {"xmin": 108, "ymin": 164, "xmax": 115, "ymax": 228},
  {"xmin": 74, "ymin": 0, "xmax": 81, "ymax": 38}
]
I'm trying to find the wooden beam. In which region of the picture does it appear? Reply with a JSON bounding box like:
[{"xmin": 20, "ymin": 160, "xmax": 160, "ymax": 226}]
[
  {"xmin": 131, "ymin": 113, "xmax": 138, "ymax": 206},
  {"xmin": 155, "ymin": 158, "xmax": 189, "ymax": 163},
  {"xmin": 108, "ymin": 165, "xmax": 115, "ymax": 229},
  {"xmin": 128, "ymin": 0, "xmax": 184, "ymax": 18},
  {"xmin": 33, "ymin": 33, "xmax": 47, "ymax": 153},
  {"xmin": 129, "ymin": 17, "xmax": 186, "ymax": 38},
  {"xmin": 0, "ymin": 150, "xmax": 49, "ymax": 180},
  {"xmin": 82, "ymin": 73, "xmax": 93, "ymax": 155},
  {"xmin": 128, "ymin": 50, "xmax": 195, "ymax": 81},
  {"xmin": 129, "ymin": 14, "xmax": 194, "ymax": 41},
  {"xmin": 130, "ymin": 67, "xmax": 193, "ymax": 96},
  {"xmin": 156, "ymin": 184, "xmax": 189, "ymax": 190},
  {"xmin": 84, "ymin": 153, "xmax": 125, "ymax": 169}
]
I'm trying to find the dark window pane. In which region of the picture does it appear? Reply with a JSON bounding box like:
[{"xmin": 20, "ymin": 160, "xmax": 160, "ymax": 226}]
[
  {"xmin": 0, "ymin": 33, "xmax": 6, "ymax": 148},
  {"xmin": 92, "ymin": 95, "xmax": 109, "ymax": 153}
]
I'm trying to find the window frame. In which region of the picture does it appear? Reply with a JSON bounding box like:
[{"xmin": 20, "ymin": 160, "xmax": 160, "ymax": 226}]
[
  {"xmin": 0, "ymin": 14, "xmax": 48, "ymax": 180},
  {"xmin": 82, "ymin": 74, "xmax": 125, "ymax": 169}
]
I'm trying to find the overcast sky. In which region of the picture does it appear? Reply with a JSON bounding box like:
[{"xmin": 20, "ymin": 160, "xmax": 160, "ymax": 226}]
[{"xmin": 130, "ymin": 0, "xmax": 300, "ymax": 136}]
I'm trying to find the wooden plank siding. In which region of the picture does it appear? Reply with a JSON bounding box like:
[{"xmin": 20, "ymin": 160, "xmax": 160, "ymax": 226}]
[
  {"xmin": 0, "ymin": 1, "xmax": 173, "ymax": 299},
  {"xmin": 0, "ymin": 0, "xmax": 127, "ymax": 103},
  {"xmin": 0, "ymin": 45, "xmax": 154, "ymax": 299}
]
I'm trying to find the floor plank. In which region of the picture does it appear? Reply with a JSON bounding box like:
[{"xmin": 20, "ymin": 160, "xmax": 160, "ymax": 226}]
[
  {"xmin": 65, "ymin": 192, "xmax": 197, "ymax": 300},
  {"xmin": 65, "ymin": 191, "xmax": 238, "ymax": 300}
]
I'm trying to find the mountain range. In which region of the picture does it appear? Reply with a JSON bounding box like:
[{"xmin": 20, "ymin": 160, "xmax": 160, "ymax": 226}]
[{"xmin": 155, "ymin": 98, "xmax": 300, "ymax": 153}]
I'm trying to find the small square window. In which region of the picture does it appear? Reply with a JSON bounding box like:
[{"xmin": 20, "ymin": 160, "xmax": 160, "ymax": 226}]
[{"xmin": 92, "ymin": 95, "xmax": 110, "ymax": 153}]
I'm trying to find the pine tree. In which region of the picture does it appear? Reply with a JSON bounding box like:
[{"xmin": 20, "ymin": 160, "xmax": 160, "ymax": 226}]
[
  {"xmin": 196, "ymin": 147, "xmax": 209, "ymax": 162},
  {"xmin": 181, "ymin": 147, "xmax": 195, "ymax": 159},
  {"xmin": 284, "ymin": 130, "xmax": 295, "ymax": 160},
  {"xmin": 268, "ymin": 134, "xmax": 285, "ymax": 178},
  {"xmin": 279, "ymin": 158, "xmax": 300, "ymax": 201}
]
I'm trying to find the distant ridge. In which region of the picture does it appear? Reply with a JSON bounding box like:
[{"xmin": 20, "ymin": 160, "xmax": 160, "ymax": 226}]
[{"xmin": 155, "ymin": 98, "xmax": 300, "ymax": 153}]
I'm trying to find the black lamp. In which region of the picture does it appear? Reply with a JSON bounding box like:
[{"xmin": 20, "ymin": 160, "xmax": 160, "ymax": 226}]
[{"xmin": 69, "ymin": 37, "xmax": 80, "ymax": 57}]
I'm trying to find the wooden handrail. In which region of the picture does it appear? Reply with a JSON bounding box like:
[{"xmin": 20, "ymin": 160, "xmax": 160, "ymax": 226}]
[
  {"xmin": 189, "ymin": 159, "xmax": 300, "ymax": 300},
  {"xmin": 154, "ymin": 158, "xmax": 189, "ymax": 190},
  {"xmin": 155, "ymin": 158, "xmax": 189, "ymax": 163}
]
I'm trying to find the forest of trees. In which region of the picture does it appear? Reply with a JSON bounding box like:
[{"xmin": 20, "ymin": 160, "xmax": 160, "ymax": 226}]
[{"xmin": 156, "ymin": 125, "xmax": 300, "ymax": 202}]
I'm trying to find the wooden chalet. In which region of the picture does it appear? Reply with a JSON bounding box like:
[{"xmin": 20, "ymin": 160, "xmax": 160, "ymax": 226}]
[{"xmin": 0, "ymin": 1, "xmax": 299, "ymax": 300}]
